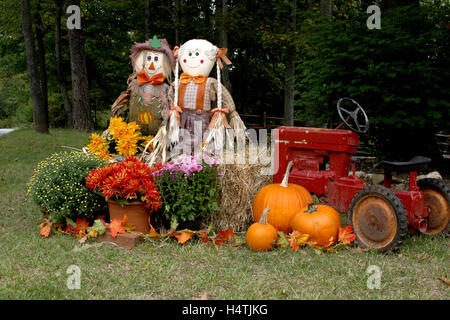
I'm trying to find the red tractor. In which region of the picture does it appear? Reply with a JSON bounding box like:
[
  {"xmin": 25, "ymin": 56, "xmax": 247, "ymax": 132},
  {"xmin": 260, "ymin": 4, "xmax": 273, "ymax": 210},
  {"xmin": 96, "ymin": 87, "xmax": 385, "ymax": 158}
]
[{"xmin": 273, "ymin": 98, "xmax": 450, "ymax": 252}]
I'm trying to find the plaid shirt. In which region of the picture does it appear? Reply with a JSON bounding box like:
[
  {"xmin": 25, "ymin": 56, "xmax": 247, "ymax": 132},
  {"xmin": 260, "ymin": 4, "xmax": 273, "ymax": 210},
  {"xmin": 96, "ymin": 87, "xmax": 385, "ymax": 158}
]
[{"xmin": 169, "ymin": 77, "xmax": 236, "ymax": 113}]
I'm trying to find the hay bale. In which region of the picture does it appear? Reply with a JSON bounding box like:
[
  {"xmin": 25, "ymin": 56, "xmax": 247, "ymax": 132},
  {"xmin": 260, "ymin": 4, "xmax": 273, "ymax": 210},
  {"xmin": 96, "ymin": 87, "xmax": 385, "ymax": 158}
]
[{"xmin": 208, "ymin": 149, "xmax": 273, "ymax": 232}]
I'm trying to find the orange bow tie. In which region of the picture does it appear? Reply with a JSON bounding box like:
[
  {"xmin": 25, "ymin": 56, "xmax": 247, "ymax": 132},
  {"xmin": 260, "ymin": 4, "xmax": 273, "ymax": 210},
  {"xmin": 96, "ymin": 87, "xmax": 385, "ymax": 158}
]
[
  {"xmin": 137, "ymin": 69, "xmax": 164, "ymax": 86},
  {"xmin": 180, "ymin": 73, "xmax": 207, "ymax": 85}
]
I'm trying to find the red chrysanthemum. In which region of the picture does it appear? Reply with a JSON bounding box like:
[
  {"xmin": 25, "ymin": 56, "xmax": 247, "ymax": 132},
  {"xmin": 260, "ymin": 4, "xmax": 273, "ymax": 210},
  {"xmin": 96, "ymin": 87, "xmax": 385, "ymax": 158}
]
[{"xmin": 85, "ymin": 157, "xmax": 160, "ymax": 211}]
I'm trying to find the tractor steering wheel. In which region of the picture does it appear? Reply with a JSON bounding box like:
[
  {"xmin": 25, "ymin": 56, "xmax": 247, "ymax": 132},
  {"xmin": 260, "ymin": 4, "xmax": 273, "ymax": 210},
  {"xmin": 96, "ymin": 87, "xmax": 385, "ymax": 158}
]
[{"xmin": 336, "ymin": 98, "xmax": 369, "ymax": 134}]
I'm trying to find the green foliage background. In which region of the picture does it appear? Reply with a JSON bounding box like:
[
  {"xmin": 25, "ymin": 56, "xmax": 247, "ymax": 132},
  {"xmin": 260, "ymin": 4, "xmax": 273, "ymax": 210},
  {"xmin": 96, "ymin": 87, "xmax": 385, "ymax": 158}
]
[
  {"xmin": 295, "ymin": 1, "xmax": 449, "ymax": 162},
  {"xmin": 0, "ymin": 0, "xmax": 449, "ymax": 165}
]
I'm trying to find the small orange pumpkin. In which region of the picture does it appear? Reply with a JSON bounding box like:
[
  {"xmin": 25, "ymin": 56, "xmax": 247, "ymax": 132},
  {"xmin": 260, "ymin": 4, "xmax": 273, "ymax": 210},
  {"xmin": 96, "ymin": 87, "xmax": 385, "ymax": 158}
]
[
  {"xmin": 246, "ymin": 207, "xmax": 278, "ymax": 252},
  {"xmin": 253, "ymin": 161, "xmax": 313, "ymax": 232},
  {"xmin": 138, "ymin": 110, "xmax": 154, "ymax": 124},
  {"xmin": 291, "ymin": 204, "xmax": 341, "ymax": 246}
]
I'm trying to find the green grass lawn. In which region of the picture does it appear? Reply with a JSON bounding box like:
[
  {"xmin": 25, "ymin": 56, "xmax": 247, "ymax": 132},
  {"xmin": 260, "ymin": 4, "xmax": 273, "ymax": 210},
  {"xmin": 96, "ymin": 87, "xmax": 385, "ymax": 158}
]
[{"xmin": 0, "ymin": 128, "xmax": 448, "ymax": 300}]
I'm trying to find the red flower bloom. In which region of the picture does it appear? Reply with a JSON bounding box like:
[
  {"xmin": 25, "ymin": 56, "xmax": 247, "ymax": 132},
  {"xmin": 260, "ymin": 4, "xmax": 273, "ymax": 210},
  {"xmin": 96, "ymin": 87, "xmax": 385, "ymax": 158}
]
[{"xmin": 86, "ymin": 157, "xmax": 161, "ymax": 211}]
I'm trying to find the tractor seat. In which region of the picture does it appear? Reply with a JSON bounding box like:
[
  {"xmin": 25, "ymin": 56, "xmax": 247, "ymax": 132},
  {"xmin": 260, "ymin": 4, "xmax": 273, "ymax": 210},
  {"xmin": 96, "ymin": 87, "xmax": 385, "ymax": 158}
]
[
  {"xmin": 373, "ymin": 156, "xmax": 431, "ymax": 173},
  {"xmin": 351, "ymin": 150, "xmax": 374, "ymax": 162}
]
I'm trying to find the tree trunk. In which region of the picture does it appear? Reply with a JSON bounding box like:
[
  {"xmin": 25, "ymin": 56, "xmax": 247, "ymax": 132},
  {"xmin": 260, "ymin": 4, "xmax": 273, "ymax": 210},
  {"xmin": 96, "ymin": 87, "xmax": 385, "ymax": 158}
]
[
  {"xmin": 203, "ymin": 1, "xmax": 211, "ymax": 27},
  {"xmin": 283, "ymin": 0, "xmax": 296, "ymax": 126},
  {"xmin": 66, "ymin": 0, "xmax": 93, "ymax": 131},
  {"xmin": 217, "ymin": 0, "xmax": 232, "ymax": 92},
  {"xmin": 34, "ymin": 0, "xmax": 48, "ymax": 117},
  {"xmin": 174, "ymin": 0, "xmax": 180, "ymax": 45},
  {"xmin": 21, "ymin": 0, "xmax": 48, "ymax": 133},
  {"xmin": 55, "ymin": 0, "xmax": 73, "ymax": 128},
  {"xmin": 145, "ymin": 0, "xmax": 151, "ymax": 39},
  {"xmin": 320, "ymin": 0, "xmax": 332, "ymax": 21}
]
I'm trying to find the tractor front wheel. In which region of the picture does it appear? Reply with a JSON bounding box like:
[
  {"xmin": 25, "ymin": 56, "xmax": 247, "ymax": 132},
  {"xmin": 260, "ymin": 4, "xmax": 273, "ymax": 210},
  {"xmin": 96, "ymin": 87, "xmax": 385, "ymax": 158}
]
[
  {"xmin": 349, "ymin": 186, "xmax": 408, "ymax": 253},
  {"xmin": 417, "ymin": 178, "xmax": 450, "ymax": 236}
]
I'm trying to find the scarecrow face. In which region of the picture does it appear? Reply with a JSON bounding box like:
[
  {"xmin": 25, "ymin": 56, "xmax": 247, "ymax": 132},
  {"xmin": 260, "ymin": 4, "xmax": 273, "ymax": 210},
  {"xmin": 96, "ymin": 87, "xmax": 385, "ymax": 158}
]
[
  {"xmin": 134, "ymin": 50, "xmax": 168, "ymax": 78},
  {"xmin": 179, "ymin": 39, "xmax": 217, "ymax": 77}
]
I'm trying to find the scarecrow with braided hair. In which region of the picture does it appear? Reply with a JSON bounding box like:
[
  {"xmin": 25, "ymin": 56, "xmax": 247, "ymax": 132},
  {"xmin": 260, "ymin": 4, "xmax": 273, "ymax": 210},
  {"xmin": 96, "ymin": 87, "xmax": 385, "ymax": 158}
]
[{"xmin": 167, "ymin": 39, "xmax": 247, "ymax": 157}]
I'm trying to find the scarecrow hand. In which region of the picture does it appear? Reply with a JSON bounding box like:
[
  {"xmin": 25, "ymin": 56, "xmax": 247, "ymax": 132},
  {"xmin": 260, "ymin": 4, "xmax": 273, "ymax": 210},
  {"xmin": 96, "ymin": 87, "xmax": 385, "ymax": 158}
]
[
  {"xmin": 230, "ymin": 110, "xmax": 239, "ymax": 120},
  {"xmin": 173, "ymin": 46, "xmax": 180, "ymax": 58},
  {"xmin": 209, "ymin": 108, "xmax": 231, "ymax": 130},
  {"xmin": 211, "ymin": 108, "xmax": 230, "ymax": 114},
  {"xmin": 169, "ymin": 104, "xmax": 182, "ymax": 127}
]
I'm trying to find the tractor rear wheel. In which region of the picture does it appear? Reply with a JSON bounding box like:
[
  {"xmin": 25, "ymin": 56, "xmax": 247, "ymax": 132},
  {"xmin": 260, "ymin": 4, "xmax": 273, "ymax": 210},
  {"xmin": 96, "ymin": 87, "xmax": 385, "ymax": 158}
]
[
  {"xmin": 349, "ymin": 186, "xmax": 408, "ymax": 253},
  {"xmin": 417, "ymin": 178, "xmax": 450, "ymax": 236}
]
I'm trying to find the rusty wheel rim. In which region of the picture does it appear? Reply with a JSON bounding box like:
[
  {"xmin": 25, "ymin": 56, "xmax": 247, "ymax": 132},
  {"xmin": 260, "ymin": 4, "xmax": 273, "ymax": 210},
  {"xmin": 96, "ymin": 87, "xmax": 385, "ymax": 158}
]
[
  {"xmin": 423, "ymin": 189, "xmax": 450, "ymax": 235},
  {"xmin": 353, "ymin": 195, "xmax": 398, "ymax": 249}
]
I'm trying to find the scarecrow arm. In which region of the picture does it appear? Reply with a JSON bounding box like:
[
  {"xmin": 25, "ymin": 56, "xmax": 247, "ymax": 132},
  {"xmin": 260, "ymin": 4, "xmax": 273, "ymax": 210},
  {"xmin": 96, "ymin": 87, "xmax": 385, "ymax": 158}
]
[
  {"xmin": 160, "ymin": 83, "xmax": 172, "ymax": 123},
  {"xmin": 111, "ymin": 89, "xmax": 130, "ymax": 116},
  {"xmin": 209, "ymin": 78, "xmax": 236, "ymax": 113},
  {"xmin": 166, "ymin": 83, "xmax": 176, "ymax": 121},
  {"xmin": 111, "ymin": 77, "xmax": 137, "ymax": 117},
  {"xmin": 209, "ymin": 78, "xmax": 246, "ymax": 130}
]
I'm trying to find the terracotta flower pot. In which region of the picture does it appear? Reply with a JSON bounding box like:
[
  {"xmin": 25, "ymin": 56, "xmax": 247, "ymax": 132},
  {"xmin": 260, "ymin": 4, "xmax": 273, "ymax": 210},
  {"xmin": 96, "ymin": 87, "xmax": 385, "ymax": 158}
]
[{"xmin": 107, "ymin": 200, "xmax": 151, "ymax": 234}]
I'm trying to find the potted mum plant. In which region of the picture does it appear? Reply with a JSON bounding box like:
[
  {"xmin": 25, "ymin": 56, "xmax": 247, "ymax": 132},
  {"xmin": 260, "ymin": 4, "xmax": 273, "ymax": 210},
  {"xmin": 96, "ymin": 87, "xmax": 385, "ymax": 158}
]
[
  {"xmin": 151, "ymin": 155, "xmax": 221, "ymax": 230},
  {"xmin": 28, "ymin": 151, "xmax": 108, "ymax": 223},
  {"xmin": 86, "ymin": 157, "xmax": 160, "ymax": 233}
]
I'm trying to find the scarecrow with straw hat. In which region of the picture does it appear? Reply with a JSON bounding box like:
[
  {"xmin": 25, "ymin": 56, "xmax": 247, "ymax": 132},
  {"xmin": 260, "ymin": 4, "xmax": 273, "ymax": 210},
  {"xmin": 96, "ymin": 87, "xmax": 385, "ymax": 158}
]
[
  {"xmin": 165, "ymin": 39, "xmax": 247, "ymax": 158},
  {"xmin": 111, "ymin": 36, "xmax": 175, "ymax": 138}
]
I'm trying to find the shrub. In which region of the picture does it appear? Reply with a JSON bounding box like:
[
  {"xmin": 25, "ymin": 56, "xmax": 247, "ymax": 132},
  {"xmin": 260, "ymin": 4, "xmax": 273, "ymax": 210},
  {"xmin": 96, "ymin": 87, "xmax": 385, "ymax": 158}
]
[
  {"xmin": 28, "ymin": 151, "xmax": 108, "ymax": 222},
  {"xmin": 151, "ymin": 155, "xmax": 221, "ymax": 228},
  {"xmin": 48, "ymin": 103, "xmax": 67, "ymax": 128}
]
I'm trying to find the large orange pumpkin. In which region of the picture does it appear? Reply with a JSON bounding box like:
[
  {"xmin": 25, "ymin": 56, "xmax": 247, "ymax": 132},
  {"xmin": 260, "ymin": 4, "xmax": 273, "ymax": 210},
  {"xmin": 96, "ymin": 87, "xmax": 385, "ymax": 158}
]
[
  {"xmin": 253, "ymin": 161, "xmax": 313, "ymax": 232},
  {"xmin": 291, "ymin": 204, "xmax": 341, "ymax": 246},
  {"xmin": 246, "ymin": 207, "xmax": 278, "ymax": 252}
]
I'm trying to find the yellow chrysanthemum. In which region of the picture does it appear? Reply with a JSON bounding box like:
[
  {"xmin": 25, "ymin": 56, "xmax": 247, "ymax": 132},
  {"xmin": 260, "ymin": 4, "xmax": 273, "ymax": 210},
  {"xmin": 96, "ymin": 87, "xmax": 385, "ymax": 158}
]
[
  {"xmin": 108, "ymin": 116, "xmax": 128, "ymax": 140},
  {"xmin": 87, "ymin": 133, "xmax": 112, "ymax": 160},
  {"xmin": 141, "ymin": 135, "xmax": 154, "ymax": 152},
  {"xmin": 126, "ymin": 121, "xmax": 141, "ymax": 133},
  {"xmin": 97, "ymin": 148, "xmax": 113, "ymax": 160},
  {"xmin": 88, "ymin": 133, "xmax": 105, "ymax": 150},
  {"xmin": 115, "ymin": 130, "xmax": 141, "ymax": 156},
  {"xmin": 105, "ymin": 116, "xmax": 146, "ymax": 157},
  {"xmin": 116, "ymin": 137, "xmax": 139, "ymax": 157}
]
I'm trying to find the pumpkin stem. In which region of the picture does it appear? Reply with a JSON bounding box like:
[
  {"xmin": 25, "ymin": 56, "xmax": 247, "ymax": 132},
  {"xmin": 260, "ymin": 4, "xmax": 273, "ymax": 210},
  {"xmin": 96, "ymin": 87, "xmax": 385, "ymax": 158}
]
[
  {"xmin": 280, "ymin": 161, "xmax": 294, "ymax": 188},
  {"xmin": 259, "ymin": 207, "xmax": 270, "ymax": 225},
  {"xmin": 305, "ymin": 203, "xmax": 318, "ymax": 213}
]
